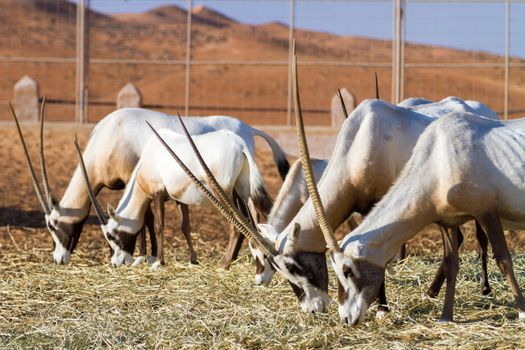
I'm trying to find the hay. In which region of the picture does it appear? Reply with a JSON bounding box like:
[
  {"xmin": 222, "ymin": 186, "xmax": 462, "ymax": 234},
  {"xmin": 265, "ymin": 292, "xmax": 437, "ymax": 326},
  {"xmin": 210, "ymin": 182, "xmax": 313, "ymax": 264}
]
[{"xmin": 1, "ymin": 231, "xmax": 525, "ymax": 350}]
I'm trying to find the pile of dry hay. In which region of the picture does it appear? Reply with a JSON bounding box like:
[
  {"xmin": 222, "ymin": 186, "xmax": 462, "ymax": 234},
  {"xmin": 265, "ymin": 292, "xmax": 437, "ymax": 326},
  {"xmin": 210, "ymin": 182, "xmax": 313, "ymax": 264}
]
[{"xmin": 1, "ymin": 231, "xmax": 525, "ymax": 349}]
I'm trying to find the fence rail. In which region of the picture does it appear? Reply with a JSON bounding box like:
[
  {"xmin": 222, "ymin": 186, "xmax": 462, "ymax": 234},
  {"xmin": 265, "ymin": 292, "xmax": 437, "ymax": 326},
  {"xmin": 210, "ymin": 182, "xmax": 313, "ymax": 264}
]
[{"xmin": 1, "ymin": 0, "xmax": 523, "ymax": 124}]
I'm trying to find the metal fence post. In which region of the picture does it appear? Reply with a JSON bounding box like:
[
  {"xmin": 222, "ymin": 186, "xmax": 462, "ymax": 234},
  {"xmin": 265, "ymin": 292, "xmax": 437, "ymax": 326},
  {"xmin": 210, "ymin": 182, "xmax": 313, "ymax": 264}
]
[
  {"xmin": 76, "ymin": 0, "xmax": 89, "ymax": 123},
  {"xmin": 504, "ymin": 0, "xmax": 510, "ymax": 120},
  {"xmin": 286, "ymin": 0, "xmax": 295, "ymax": 126},
  {"xmin": 392, "ymin": 0, "xmax": 405, "ymax": 104},
  {"xmin": 185, "ymin": 0, "xmax": 193, "ymax": 117}
]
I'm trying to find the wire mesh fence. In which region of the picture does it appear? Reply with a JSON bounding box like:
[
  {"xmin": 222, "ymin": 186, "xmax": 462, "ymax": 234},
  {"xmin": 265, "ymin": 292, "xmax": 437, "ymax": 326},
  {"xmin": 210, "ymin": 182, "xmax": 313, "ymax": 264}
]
[{"xmin": 0, "ymin": 0, "xmax": 523, "ymax": 124}]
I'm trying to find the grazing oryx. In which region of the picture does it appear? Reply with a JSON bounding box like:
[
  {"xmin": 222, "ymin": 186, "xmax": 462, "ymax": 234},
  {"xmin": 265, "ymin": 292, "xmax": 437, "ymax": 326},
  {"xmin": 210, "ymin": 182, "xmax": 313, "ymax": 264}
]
[
  {"xmin": 250, "ymin": 158, "xmax": 366, "ymax": 286},
  {"xmin": 334, "ymin": 113, "xmax": 525, "ymax": 325},
  {"xmin": 241, "ymin": 44, "xmax": 501, "ymax": 315},
  {"xmin": 11, "ymin": 106, "xmax": 289, "ymax": 266},
  {"xmin": 249, "ymin": 95, "xmax": 498, "ymax": 289},
  {"xmin": 249, "ymin": 158, "xmax": 329, "ymax": 285},
  {"xmin": 76, "ymin": 121, "xmax": 273, "ymax": 268}
]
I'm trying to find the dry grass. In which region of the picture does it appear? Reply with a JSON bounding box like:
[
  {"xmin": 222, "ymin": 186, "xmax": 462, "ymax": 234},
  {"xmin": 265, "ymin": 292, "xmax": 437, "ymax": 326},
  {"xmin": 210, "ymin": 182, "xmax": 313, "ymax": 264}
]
[{"xmin": 1, "ymin": 233, "xmax": 525, "ymax": 349}]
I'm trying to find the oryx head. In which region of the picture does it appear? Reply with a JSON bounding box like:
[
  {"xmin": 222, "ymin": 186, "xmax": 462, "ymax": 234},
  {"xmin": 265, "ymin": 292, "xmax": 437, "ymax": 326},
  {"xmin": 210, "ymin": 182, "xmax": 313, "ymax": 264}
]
[
  {"xmin": 73, "ymin": 138, "xmax": 137, "ymax": 267},
  {"xmin": 332, "ymin": 248, "xmax": 385, "ymax": 326},
  {"xmin": 248, "ymin": 224, "xmax": 277, "ymax": 286},
  {"xmin": 10, "ymin": 98, "xmax": 84, "ymax": 264},
  {"xmin": 145, "ymin": 107, "xmax": 331, "ymax": 313}
]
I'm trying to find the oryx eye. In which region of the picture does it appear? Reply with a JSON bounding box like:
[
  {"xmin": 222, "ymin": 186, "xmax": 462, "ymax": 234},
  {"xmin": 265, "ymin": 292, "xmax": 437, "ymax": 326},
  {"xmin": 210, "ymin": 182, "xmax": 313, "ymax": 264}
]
[
  {"xmin": 342, "ymin": 265, "xmax": 354, "ymax": 279},
  {"xmin": 47, "ymin": 221, "xmax": 57, "ymax": 231},
  {"xmin": 285, "ymin": 262, "xmax": 302, "ymax": 276}
]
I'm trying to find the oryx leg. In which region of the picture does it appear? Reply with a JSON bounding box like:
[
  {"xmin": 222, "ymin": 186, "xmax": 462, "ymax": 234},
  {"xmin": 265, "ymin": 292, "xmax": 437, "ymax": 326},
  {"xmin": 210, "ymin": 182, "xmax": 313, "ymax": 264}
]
[
  {"xmin": 475, "ymin": 220, "xmax": 491, "ymax": 296},
  {"xmin": 376, "ymin": 280, "xmax": 390, "ymax": 318},
  {"xmin": 477, "ymin": 212, "xmax": 525, "ymax": 319},
  {"xmin": 131, "ymin": 227, "xmax": 148, "ymax": 266},
  {"xmin": 427, "ymin": 225, "xmax": 464, "ymax": 298},
  {"xmin": 143, "ymin": 204, "xmax": 158, "ymax": 265},
  {"xmin": 221, "ymin": 225, "xmax": 245, "ymax": 269},
  {"xmin": 220, "ymin": 192, "xmax": 248, "ymax": 269},
  {"xmin": 139, "ymin": 228, "xmax": 147, "ymax": 257},
  {"xmin": 152, "ymin": 195, "xmax": 165, "ymax": 269},
  {"xmin": 178, "ymin": 202, "xmax": 198, "ymax": 265},
  {"xmin": 438, "ymin": 226, "xmax": 459, "ymax": 322}
]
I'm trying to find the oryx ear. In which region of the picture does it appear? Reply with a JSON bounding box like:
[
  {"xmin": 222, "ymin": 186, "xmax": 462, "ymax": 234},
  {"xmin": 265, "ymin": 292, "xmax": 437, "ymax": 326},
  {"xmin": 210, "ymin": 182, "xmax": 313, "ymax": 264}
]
[
  {"xmin": 346, "ymin": 241, "xmax": 368, "ymax": 260},
  {"xmin": 284, "ymin": 223, "xmax": 301, "ymax": 255},
  {"xmin": 49, "ymin": 192, "xmax": 60, "ymax": 211},
  {"xmin": 107, "ymin": 204, "xmax": 118, "ymax": 221}
]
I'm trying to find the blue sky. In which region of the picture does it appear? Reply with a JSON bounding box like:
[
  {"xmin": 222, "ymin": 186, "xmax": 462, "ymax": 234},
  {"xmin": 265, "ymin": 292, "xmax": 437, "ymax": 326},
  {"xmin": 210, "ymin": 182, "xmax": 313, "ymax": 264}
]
[{"xmin": 87, "ymin": 1, "xmax": 525, "ymax": 58}]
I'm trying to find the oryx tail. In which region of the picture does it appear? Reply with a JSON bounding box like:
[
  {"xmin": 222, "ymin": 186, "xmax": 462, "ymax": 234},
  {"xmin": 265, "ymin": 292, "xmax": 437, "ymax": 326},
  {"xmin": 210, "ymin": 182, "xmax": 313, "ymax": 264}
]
[
  {"xmin": 251, "ymin": 128, "xmax": 290, "ymax": 180},
  {"xmin": 241, "ymin": 147, "xmax": 273, "ymax": 216}
]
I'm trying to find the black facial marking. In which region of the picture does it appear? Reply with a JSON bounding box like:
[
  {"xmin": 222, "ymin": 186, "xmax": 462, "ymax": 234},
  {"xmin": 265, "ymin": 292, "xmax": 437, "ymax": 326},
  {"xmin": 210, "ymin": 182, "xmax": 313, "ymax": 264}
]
[
  {"xmin": 113, "ymin": 230, "xmax": 139, "ymax": 256},
  {"xmin": 292, "ymin": 252, "xmax": 329, "ymax": 292},
  {"xmin": 52, "ymin": 217, "xmax": 88, "ymax": 253}
]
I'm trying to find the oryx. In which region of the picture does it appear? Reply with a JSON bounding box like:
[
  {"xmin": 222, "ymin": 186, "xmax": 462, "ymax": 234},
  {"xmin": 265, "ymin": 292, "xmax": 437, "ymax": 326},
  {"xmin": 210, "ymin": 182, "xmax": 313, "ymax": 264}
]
[
  {"xmin": 11, "ymin": 105, "xmax": 289, "ymax": 266},
  {"xmin": 334, "ymin": 113, "xmax": 525, "ymax": 325},
  {"xmin": 75, "ymin": 117, "xmax": 272, "ymax": 268}
]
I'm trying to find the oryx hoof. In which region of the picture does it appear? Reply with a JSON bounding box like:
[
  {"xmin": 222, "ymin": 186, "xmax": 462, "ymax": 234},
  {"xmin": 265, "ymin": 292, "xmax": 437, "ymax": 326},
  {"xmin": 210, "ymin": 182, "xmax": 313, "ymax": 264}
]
[
  {"xmin": 132, "ymin": 256, "xmax": 146, "ymax": 267},
  {"xmin": 376, "ymin": 306, "xmax": 390, "ymax": 320},
  {"xmin": 147, "ymin": 256, "xmax": 157, "ymax": 265},
  {"xmin": 437, "ymin": 316, "xmax": 454, "ymax": 323},
  {"xmin": 482, "ymin": 286, "xmax": 492, "ymax": 296},
  {"xmin": 190, "ymin": 259, "xmax": 199, "ymax": 265},
  {"xmin": 151, "ymin": 261, "xmax": 162, "ymax": 270},
  {"xmin": 426, "ymin": 288, "xmax": 440, "ymax": 299}
]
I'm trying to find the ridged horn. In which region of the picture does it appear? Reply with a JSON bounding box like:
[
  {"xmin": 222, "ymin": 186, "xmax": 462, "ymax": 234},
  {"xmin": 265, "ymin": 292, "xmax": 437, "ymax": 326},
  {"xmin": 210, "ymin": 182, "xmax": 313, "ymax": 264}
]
[
  {"xmin": 174, "ymin": 113, "xmax": 265, "ymax": 240},
  {"xmin": 9, "ymin": 101, "xmax": 50, "ymax": 215},
  {"xmin": 337, "ymin": 88, "xmax": 349, "ymax": 119},
  {"xmin": 38, "ymin": 96, "xmax": 53, "ymax": 208},
  {"xmin": 292, "ymin": 39, "xmax": 340, "ymax": 252},
  {"xmin": 73, "ymin": 135, "xmax": 107, "ymax": 225},
  {"xmin": 375, "ymin": 72, "xmax": 380, "ymax": 100},
  {"xmin": 145, "ymin": 122, "xmax": 277, "ymax": 257}
]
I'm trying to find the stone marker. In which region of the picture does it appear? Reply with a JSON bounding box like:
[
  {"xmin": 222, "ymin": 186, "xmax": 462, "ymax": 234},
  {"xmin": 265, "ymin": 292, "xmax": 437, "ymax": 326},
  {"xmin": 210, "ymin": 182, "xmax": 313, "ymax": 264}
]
[
  {"xmin": 13, "ymin": 76, "xmax": 40, "ymax": 121},
  {"xmin": 117, "ymin": 83, "xmax": 142, "ymax": 109},
  {"xmin": 330, "ymin": 88, "xmax": 356, "ymax": 128}
]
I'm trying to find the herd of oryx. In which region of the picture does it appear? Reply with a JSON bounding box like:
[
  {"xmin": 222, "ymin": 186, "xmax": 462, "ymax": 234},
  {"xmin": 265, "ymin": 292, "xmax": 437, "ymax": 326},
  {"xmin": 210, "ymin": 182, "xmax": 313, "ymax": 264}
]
[{"xmin": 9, "ymin": 42, "xmax": 525, "ymax": 327}]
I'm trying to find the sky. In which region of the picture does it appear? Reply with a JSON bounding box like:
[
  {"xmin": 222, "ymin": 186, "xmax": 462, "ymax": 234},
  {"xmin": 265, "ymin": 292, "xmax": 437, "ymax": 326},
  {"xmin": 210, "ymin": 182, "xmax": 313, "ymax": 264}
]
[{"xmin": 86, "ymin": 0, "xmax": 525, "ymax": 58}]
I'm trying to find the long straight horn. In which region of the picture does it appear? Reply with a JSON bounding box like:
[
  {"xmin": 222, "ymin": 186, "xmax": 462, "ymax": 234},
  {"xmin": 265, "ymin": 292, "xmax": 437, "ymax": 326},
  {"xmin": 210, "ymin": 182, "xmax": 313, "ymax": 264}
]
[
  {"xmin": 337, "ymin": 89, "xmax": 349, "ymax": 119},
  {"xmin": 9, "ymin": 101, "xmax": 50, "ymax": 215},
  {"xmin": 175, "ymin": 113, "xmax": 261, "ymax": 239},
  {"xmin": 292, "ymin": 40, "xmax": 340, "ymax": 252},
  {"xmin": 375, "ymin": 72, "xmax": 380, "ymax": 99},
  {"xmin": 145, "ymin": 122, "xmax": 277, "ymax": 257},
  {"xmin": 38, "ymin": 96, "xmax": 52, "ymax": 206},
  {"xmin": 73, "ymin": 136, "xmax": 107, "ymax": 225}
]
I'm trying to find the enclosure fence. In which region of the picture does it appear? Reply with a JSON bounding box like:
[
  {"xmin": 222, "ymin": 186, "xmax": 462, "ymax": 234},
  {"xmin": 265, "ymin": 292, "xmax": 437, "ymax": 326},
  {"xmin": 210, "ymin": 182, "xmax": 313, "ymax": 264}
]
[{"xmin": 1, "ymin": 0, "xmax": 524, "ymax": 125}]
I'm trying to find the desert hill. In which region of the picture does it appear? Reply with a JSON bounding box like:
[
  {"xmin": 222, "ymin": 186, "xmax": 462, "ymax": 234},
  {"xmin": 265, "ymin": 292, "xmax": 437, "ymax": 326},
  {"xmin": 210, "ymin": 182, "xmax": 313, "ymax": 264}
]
[{"xmin": 1, "ymin": 0, "xmax": 524, "ymax": 123}]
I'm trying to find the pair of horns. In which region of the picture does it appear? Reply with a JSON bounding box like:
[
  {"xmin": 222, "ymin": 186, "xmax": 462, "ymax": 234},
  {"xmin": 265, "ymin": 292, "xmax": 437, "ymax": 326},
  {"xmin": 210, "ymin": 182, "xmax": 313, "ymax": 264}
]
[
  {"xmin": 10, "ymin": 97, "xmax": 54, "ymax": 216},
  {"xmin": 337, "ymin": 72, "xmax": 380, "ymax": 119},
  {"xmin": 146, "ymin": 114, "xmax": 277, "ymax": 257},
  {"xmin": 292, "ymin": 39, "xmax": 341, "ymax": 252}
]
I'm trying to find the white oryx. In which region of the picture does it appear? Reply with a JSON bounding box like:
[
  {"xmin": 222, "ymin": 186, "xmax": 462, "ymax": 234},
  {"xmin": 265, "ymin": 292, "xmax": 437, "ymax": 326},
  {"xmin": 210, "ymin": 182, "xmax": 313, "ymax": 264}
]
[
  {"xmin": 11, "ymin": 106, "xmax": 289, "ymax": 266},
  {"xmin": 75, "ymin": 119, "xmax": 272, "ymax": 268},
  {"xmin": 230, "ymin": 45, "xmax": 504, "ymax": 314},
  {"xmin": 249, "ymin": 95, "xmax": 498, "ymax": 290},
  {"xmin": 334, "ymin": 113, "xmax": 525, "ymax": 325}
]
